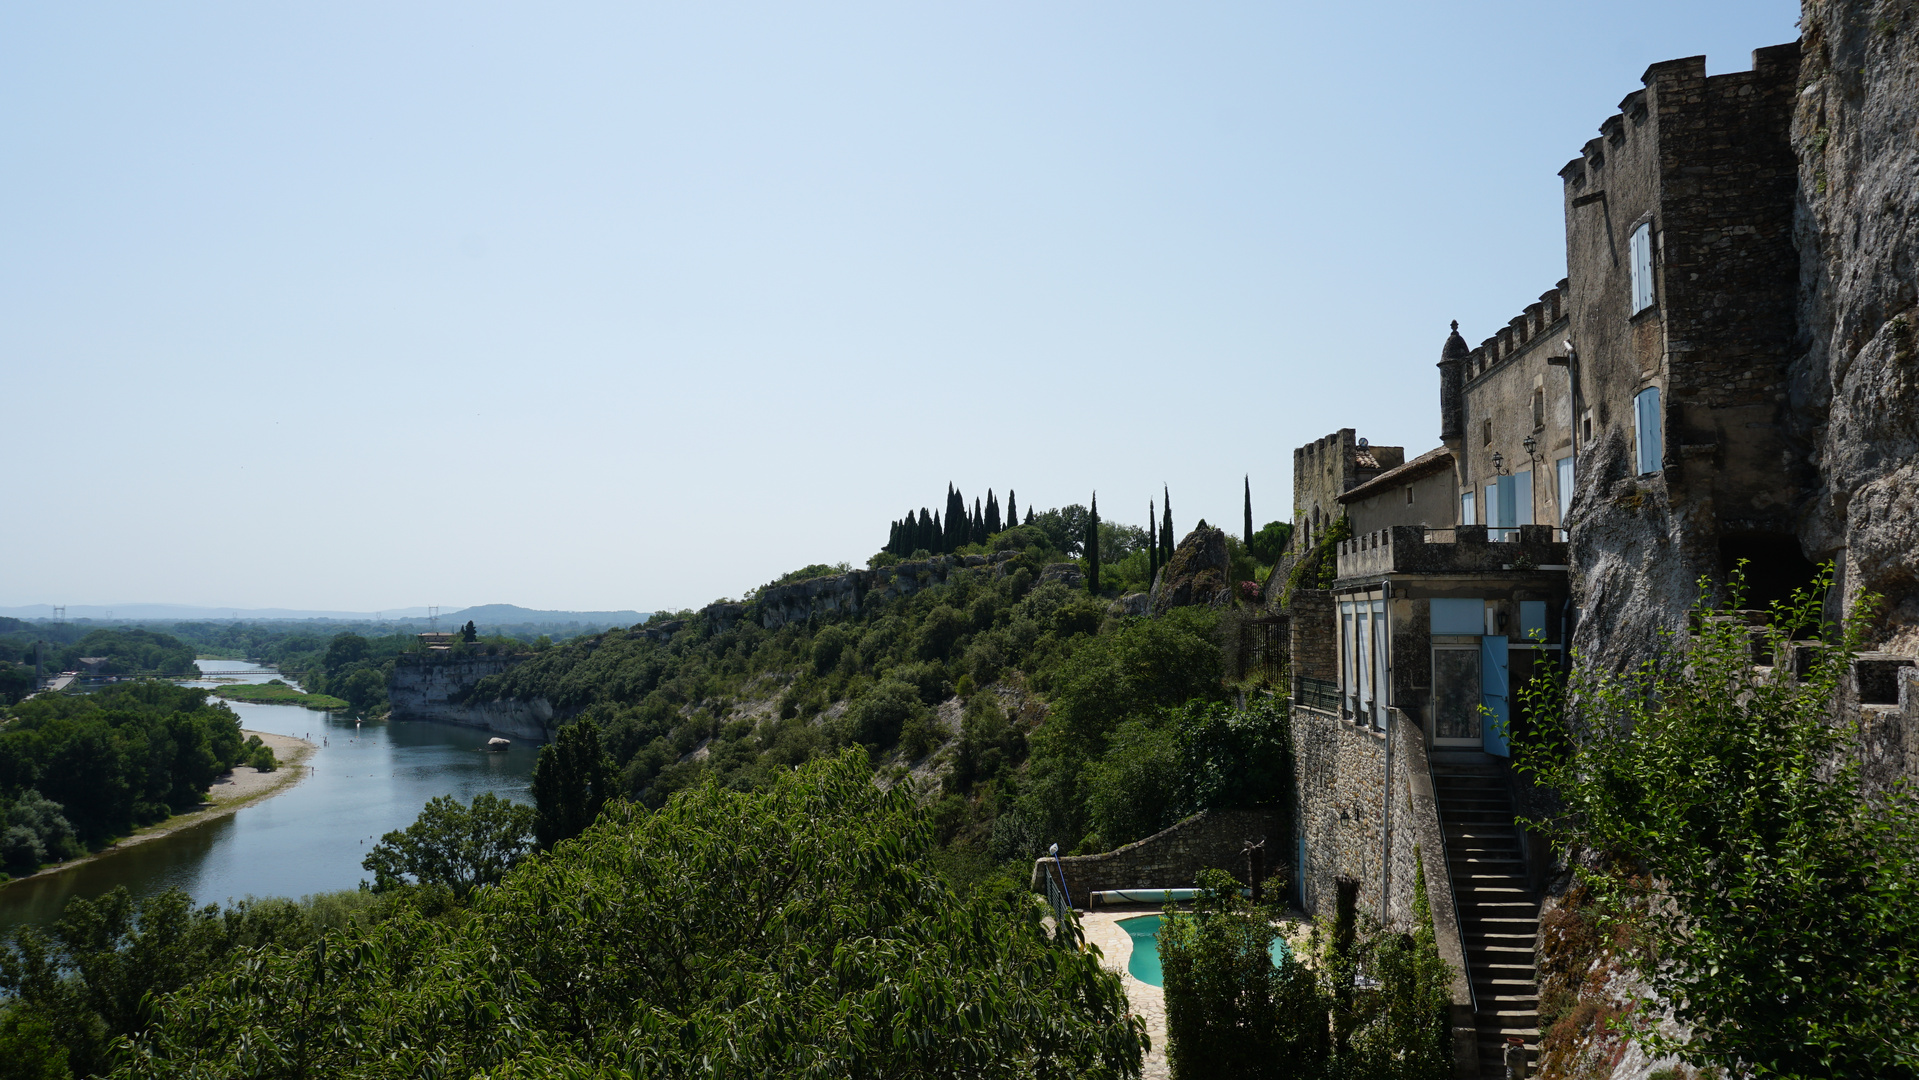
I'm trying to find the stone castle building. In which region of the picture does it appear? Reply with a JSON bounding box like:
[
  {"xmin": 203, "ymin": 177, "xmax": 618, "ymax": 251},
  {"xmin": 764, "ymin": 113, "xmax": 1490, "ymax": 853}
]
[{"xmin": 1273, "ymin": 31, "xmax": 1919, "ymax": 1075}]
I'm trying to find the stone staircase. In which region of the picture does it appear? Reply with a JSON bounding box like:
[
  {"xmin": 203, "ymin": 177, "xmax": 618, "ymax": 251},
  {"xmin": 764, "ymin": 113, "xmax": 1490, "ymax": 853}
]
[{"xmin": 1430, "ymin": 750, "xmax": 1539, "ymax": 1075}]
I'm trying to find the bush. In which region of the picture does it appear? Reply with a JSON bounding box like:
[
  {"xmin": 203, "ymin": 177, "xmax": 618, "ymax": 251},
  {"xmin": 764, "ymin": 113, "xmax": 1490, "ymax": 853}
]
[
  {"xmin": 1516, "ymin": 567, "xmax": 1919, "ymax": 1074},
  {"xmin": 1160, "ymin": 870, "xmax": 1328, "ymax": 1078},
  {"xmin": 847, "ymin": 679, "xmax": 925, "ymax": 748},
  {"xmin": 1084, "ymin": 720, "xmax": 1183, "ymax": 849}
]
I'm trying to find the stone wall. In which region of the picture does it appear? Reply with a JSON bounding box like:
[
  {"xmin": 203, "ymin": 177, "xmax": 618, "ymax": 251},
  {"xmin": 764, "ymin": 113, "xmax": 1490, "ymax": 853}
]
[
  {"xmin": 1293, "ymin": 703, "xmax": 1477, "ymax": 1072},
  {"xmin": 1028, "ymin": 807, "xmax": 1286, "ymax": 906},
  {"xmin": 1290, "ymin": 589, "xmax": 1336, "ymax": 683},
  {"xmin": 388, "ymin": 653, "xmax": 557, "ymax": 742},
  {"xmin": 1560, "ymin": 43, "xmax": 1807, "ymax": 674}
]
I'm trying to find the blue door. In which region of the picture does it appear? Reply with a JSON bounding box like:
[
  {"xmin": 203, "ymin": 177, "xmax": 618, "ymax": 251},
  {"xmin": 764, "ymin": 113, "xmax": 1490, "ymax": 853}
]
[{"xmin": 1481, "ymin": 635, "xmax": 1510, "ymax": 757}]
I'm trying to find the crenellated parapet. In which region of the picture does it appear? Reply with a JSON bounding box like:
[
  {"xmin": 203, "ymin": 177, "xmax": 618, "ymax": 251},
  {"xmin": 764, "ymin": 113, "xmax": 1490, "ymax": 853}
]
[{"xmin": 1461, "ymin": 279, "xmax": 1570, "ymax": 383}]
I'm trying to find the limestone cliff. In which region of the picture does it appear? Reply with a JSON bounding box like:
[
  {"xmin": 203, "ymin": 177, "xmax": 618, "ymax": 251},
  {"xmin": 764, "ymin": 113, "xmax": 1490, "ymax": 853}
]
[
  {"xmin": 753, "ymin": 552, "xmax": 1021, "ymax": 629},
  {"xmin": 388, "ymin": 653, "xmax": 557, "ymax": 741},
  {"xmin": 1794, "ymin": 0, "xmax": 1919, "ymax": 651}
]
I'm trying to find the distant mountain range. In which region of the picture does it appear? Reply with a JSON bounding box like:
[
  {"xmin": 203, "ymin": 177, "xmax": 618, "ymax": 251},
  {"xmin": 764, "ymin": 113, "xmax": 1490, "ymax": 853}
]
[{"xmin": 0, "ymin": 602, "xmax": 650, "ymax": 627}]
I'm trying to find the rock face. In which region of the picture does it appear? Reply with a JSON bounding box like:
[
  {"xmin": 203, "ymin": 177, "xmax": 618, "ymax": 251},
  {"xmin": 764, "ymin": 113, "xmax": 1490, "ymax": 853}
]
[
  {"xmin": 1794, "ymin": 2, "xmax": 1919, "ymax": 651},
  {"xmin": 1151, "ymin": 526, "xmax": 1231, "ymax": 616},
  {"xmin": 388, "ymin": 654, "xmax": 556, "ymax": 742},
  {"xmin": 755, "ymin": 553, "xmax": 1020, "ymax": 629}
]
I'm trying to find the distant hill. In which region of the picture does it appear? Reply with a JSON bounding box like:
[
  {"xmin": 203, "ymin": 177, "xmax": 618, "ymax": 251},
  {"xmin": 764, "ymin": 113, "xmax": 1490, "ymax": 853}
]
[
  {"xmin": 437, "ymin": 604, "xmax": 648, "ymax": 629},
  {"xmin": 0, "ymin": 603, "xmax": 649, "ymax": 627}
]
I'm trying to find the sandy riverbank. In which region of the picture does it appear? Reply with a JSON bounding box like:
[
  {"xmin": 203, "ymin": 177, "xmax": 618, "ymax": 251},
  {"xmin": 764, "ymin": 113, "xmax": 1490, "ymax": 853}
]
[{"xmin": 0, "ymin": 730, "xmax": 316, "ymax": 888}]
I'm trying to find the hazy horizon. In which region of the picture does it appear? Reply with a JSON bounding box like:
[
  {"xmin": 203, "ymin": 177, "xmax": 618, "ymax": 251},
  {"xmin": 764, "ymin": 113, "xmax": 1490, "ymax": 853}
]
[{"xmin": 4, "ymin": 1, "xmax": 1800, "ymax": 611}]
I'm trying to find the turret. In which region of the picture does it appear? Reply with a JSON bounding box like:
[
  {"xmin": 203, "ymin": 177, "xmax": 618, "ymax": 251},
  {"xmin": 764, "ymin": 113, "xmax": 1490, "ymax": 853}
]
[{"xmin": 1438, "ymin": 320, "xmax": 1469, "ymax": 444}]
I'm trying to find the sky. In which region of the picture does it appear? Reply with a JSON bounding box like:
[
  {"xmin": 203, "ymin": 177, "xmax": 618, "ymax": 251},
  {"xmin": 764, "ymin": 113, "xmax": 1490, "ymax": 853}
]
[{"xmin": 2, "ymin": 1, "xmax": 1803, "ymax": 614}]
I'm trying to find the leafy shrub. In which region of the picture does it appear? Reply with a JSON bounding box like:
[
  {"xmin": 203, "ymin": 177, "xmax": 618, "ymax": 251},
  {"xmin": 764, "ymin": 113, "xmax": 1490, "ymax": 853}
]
[
  {"xmin": 848, "ymin": 679, "xmax": 925, "ymax": 748},
  {"xmin": 1516, "ymin": 566, "xmax": 1919, "ymax": 1075}
]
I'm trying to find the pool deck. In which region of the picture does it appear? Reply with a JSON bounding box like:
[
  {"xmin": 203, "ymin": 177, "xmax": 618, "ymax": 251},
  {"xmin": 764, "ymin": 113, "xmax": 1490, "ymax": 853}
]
[{"xmin": 1079, "ymin": 903, "xmax": 1314, "ymax": 1080}]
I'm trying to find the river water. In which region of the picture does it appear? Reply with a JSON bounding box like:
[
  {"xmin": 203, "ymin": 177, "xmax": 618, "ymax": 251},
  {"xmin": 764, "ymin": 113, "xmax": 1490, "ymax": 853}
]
[{"xmin": 0, "ymin": 660, "xmax": 538, "ymax": 931}]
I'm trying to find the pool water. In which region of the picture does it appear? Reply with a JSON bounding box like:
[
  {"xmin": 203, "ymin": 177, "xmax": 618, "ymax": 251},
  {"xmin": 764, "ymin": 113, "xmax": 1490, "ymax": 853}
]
[{"xmin": 1118, "ymin": 914, "xmax": 1291, "ymax": 987}]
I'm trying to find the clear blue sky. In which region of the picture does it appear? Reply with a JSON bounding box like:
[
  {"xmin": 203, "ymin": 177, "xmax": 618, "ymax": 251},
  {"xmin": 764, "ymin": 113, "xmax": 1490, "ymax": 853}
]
[{"xmin": 2, "ymin": 1, "xmax": 1801, "ymax": 613}]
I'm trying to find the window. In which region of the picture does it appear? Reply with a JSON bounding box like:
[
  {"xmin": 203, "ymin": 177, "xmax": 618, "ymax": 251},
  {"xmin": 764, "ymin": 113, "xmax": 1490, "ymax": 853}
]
[
  {"xmin": 1630, "ymin": 222, "xmax": 1655, "ymax": 314},
  {"xmin": 1482, "ymin": 418, "xmax": 1493, "ymax": 446},
  {"xmin": 1634, "ymin": 386, "xmax": 1663, "ymax": 474},
  {"xmin": 1532, "ymin": 388, "xmax": 1546, "ymax": 430},
  {"xmin": 1460, "ymin": 490, "xmax": 1476, "ymax": 527},
  {"xmin": 1556, "ymin": 455, "xmax": 1575, "ymax": 524},
  {"xmin": 1405, "ymin": 486, "xmax": 1415, "ymax": 505},
  {"xmin": 1432, "ymin": 647, "xmax": 1482, "ymax": 741}
]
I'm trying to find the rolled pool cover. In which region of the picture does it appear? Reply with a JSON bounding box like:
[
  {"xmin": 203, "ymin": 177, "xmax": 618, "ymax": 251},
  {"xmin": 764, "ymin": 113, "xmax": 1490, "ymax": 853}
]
[{"xmin": 1089, "ymin": 888, "xmax": 1251, "ymax": 905}]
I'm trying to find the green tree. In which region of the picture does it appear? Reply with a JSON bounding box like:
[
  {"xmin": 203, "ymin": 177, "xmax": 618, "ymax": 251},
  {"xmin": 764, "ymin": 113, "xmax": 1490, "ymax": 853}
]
[
  {"xmin": 1148, "ymin": 500, "xmax": 1160, "ymax": 590},
  {"xmin": 1516, "ymin": 569, "xmax": 1919, "ymax": 1076},
  {"xmin": 1159, "ymin": 870, "xmax": 1328, "ymax": 1079},
  {"xmin": 1006, "ymin": 489, "xmax": 1017, "ymax": 530},
  {"xmin": 530, "ymin": 718, "xmax": 615, "ymax": 850},
  {"xmin": 460, "ymin": 620, "xmax": 478, "ymax": 644},
  {"xmin": 1243, "ymin": 475, "xmax": 1254, "ymax": 547},
  {"xmin": 1161, "ymin": 486, "xmax": 1174, "ymax": 565},
  {"xmin": 1247, "ymin": 520, "xmax": 1293, "ymax": 565},
  {"xmin": 362, "ymin": 792, "xmax": 536, "ymax": 901},
  {"xmin": 1087, "ymin": 492, "xmax": 1101, "ymax": 595},
  {"xmin": 117, "ymin": 753, "xmax": 1147, "ymax": 1079}
]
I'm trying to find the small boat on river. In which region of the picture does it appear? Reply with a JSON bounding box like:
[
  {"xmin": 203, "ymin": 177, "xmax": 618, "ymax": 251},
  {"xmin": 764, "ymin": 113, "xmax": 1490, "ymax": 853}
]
[{"xmin": 485, "ymin": 737, "xmax": 511, "ymax": 752}]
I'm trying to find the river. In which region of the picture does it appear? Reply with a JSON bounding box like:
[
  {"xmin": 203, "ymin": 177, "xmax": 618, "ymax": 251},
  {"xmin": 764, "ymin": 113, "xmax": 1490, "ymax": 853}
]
[{"xmin": 0, "ymin": 660, "xmax": 538, "ymax": 931}]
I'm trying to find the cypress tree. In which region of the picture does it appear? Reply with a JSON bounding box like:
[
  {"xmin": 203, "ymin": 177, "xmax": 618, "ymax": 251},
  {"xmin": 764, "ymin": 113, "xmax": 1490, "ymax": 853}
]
[
  {"xmin": 1006, "ymin": 489, "xmax": 1017, "ymax": 530},
  {"xmin": 919, "ymin": 508, "xmax": 933, "ymax": 554},
  {"xmin": 1244, "ymin": 475, "xmax": 1254, "ymax": 547},
  {"xmin": 933, "ymin": 510, "xmax": 943, "ymax": 552},
  {"xmin": 531, "ymin": 718, "xmax": 614, "ymax": 850},
  {"xmin": 946, "ymin": 486, "xmax": 965, "ymax": 553},
  {"xmin": 985, "ymin": 489, "xmax": 1001, "ymax": 535},
  {"xmin": 972, "ymin": 496, "xmax": 984, "ymax": 544},
  {"xmin": 1025, "ymin": 507, "xmax": 1035, "ymax": 526},
  {"xmin": 1149, "ymin": 499, "xmax": 1159, "ymax": 588},
  {"xmin": 1161, "ymin": 487, "xmax": 1175, "ymax": 564},
  {"xmin": 1087, "ymin": 491, "xmax": 1101, "ymax": 595},
  {"xmin": 887, "ymin": 520, "xmax": 899, "ymax": 555}
]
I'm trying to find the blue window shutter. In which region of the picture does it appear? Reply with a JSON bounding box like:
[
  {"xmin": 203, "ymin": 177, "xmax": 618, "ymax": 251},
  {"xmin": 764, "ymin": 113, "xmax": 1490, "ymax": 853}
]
[
  {"xmin": 1630, "ymin": 223, "xmax": 1654, "ymax": 313},
  {"xmin": 1635, "ymin": 387, "xmax": 1663, "ymax": 474}
]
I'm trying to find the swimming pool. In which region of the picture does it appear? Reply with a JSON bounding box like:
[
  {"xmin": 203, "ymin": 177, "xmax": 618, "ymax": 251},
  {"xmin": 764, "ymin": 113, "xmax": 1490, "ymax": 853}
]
[{"xmin": 1117, "ymin": 914, "xmax": 1291, "ymax": 987}]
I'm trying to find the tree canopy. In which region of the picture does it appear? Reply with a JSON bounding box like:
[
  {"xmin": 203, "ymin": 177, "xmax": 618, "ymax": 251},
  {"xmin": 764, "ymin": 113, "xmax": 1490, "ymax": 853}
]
[{"xmin": 115, "ymin": 753, "xmax": 1147, "ymax": 1079}]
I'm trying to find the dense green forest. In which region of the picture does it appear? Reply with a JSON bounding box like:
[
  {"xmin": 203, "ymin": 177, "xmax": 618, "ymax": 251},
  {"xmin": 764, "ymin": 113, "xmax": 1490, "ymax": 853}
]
[
  {"xmin": 469, "ymin": 511, "xmax": 1292, "ymax": 879},
  {"xmin": 0, "ymin": 684, "xmax": 249, "ymax": 877},
  {"xmin": 0, "ymin": 755, "xmax": 1148, "ymax": 1079}
]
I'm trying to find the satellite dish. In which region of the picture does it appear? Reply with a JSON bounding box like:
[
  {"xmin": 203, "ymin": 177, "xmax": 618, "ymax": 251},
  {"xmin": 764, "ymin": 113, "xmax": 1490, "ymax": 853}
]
[{"xmin": 1358, "ymin": 437, "xmax": 1370, "ymax": 450}]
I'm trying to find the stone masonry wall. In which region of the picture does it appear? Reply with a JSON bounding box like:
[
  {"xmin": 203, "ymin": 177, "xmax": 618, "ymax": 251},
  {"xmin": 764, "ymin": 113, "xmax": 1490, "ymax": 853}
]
[
  {"xmin": 1029, "ymin": 807, "xmax": 1286, "ymax": 906},
  {"xmin": 1294, "ymin": 702, "xmax": 1478, "ymax": 1070}
]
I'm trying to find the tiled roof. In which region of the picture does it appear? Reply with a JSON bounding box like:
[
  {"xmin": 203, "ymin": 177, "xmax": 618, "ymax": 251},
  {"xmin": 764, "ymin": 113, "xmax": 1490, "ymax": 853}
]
[{"xmin": 1338, "ymin": 446, "xmax": 1454, "ymax": 504}]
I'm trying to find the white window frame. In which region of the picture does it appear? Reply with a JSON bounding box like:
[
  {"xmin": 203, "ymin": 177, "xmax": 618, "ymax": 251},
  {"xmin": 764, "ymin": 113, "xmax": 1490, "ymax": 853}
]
[
  {"xmin": 1630, "ymin": 222, "xmax": 1655, "ymax": 314},
  {"xmin": 1460, "ymin": 490, "xmax": 1476, "ymax": 527}
]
